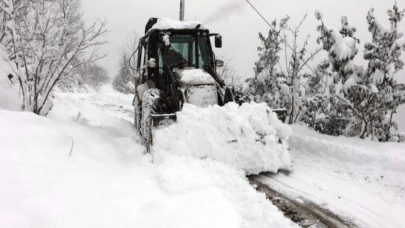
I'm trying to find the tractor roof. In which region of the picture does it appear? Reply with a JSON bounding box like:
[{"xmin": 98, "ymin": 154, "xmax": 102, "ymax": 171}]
[{"xmin": 145, "ymin": 18, "xmax": 208, "ymax": 35}]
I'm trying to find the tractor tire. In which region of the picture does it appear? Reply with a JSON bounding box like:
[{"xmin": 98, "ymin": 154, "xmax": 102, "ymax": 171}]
[{"xmin": 141, "ymin": 88, "xmax": 164, "ymax": 151}]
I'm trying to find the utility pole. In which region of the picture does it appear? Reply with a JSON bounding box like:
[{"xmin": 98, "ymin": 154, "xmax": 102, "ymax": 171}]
[{"xmin": 179, "ymin": 0, "xmax": 185, "ymax": 21}]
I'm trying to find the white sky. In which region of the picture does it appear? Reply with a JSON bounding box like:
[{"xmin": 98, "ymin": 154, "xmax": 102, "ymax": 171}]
[
  {"xmin": 82, "ymin": 0, "xmax": 405, "ymax": 81},
  {"xmin": 82, "ymin": 0, "xmax": 405, "ymax": 130}
]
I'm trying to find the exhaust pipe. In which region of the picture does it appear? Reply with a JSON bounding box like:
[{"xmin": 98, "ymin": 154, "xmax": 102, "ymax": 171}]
[{"xmin": 179, "ymin": 0, "xmax": 185, "ymax": 21}]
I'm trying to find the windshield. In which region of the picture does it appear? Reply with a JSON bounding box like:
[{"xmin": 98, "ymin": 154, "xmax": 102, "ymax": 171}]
[{"xmin": 158, "ymin": 35, "xmax": 211, "ymax": 69}]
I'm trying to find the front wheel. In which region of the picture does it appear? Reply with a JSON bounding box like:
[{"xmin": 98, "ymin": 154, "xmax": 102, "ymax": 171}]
[{"xmin": 141, "ymin": 88, "xmax": 165, "ymax": 151}]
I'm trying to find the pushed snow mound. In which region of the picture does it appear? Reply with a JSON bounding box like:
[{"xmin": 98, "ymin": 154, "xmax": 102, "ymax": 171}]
[{"xmin": 153, "ymin": 102, "xmax": 293, "ymax": 174}]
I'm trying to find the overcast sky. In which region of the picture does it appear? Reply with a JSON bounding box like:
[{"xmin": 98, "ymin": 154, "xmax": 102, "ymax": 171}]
[
  {"xmin": 82, "ymin": 0, "xmax": 405, "ymax": 130},
  {"xmin": 82, "ymin": 0, "xmax": 405, "ymax": 80}
]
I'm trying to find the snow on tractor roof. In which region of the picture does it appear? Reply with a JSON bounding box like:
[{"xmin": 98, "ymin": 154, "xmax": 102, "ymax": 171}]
[{"xmin": 149, "ymin": 18, "xmax": 207, "ymax": 32}]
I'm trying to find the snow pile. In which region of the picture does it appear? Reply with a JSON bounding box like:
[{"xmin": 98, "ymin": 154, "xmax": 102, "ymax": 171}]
[
  {"xmin": 150, "ymin": 18, "xmax": 206, "ymax": 32},
  {"xmin": 181, "ymin": 69, "xmax": 215, "ymax": 84},
  {"xmin": 187, "ymin": 85, "xmax": 217, "ymax": 108},
  {"xmin": 153, "ymin": 102, "xmax": 293, "ymax": 174}
]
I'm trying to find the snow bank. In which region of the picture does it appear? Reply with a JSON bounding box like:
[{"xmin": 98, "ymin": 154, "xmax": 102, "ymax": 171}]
[
  {"xmin": 150, "ymin": 18, "xmax": 206, "ymax": 32},
  {"xmin": 289, "ymin": 125, "xmax": 405, "ymax": 173},
  {"xmin": 153, "ymin": 102, "xmax": 293, "ymax": 174},
  {"xmin": 181, "ymin": 69, "xmax": 215, "ymax": 84}
]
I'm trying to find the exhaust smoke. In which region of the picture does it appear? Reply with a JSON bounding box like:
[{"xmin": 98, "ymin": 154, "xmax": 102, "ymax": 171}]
[{"xmin": 204, "ymin": 0, "xmax": 244, "ymax": 24}]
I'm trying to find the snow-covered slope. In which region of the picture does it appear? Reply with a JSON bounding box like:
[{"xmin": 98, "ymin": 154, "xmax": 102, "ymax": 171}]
[{"xmin": 0, "ymin": 85, "xmax": 297, "ymax": 228}]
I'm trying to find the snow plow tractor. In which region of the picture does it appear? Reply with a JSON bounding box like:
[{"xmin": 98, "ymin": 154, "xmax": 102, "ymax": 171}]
[{"xmin": 133, "ymin": 18, "xmax": 234, "ymax": 151}]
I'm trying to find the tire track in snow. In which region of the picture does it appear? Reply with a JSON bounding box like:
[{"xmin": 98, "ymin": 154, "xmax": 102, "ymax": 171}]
[{"xmin": 249, "ymin": 177, "xmax": 359, "ymax": 228}]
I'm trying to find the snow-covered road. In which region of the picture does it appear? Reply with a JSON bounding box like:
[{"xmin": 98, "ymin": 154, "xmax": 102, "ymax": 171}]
[{"xmin": 257, "ymin": 126, "xmax": 405, "ymax": 228}]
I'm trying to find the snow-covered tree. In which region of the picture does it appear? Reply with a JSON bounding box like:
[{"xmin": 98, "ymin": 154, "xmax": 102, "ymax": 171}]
[
  {"xmin": 0, "ymin": 0, "xmax": 107, "ymax": 115},
  {"xmin": 248, "ymin": 16, "xmax": 321, "ymax": 124},
  {"xmin": 315, "ymin": 5, "xmax": 405, "ymax": 141},
  {"xmin": 247, "ymin": 18, "xmax": 290, "ymax": 115},
  {"xmin": 361, "ymin": 6, "xmax": 405, "ymax": 141}
]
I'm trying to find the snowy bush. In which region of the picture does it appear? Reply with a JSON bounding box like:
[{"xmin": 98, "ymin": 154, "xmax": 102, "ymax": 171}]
[{"xmin": 315, "ymin": 4, "xmax": 405, "ymax": 141}]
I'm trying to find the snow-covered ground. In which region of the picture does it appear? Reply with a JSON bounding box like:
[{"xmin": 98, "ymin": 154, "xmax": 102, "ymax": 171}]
[
  {"xmin": 257, "ymin": 125, "xmax": 405, "ymax": 228},
  {"xmin": 0, "ymin": 85, "xmax": 297, "ymax": 228},
  {"xmin": 2, "ymin": 84, "xmax": 405, "ymax": 228}
]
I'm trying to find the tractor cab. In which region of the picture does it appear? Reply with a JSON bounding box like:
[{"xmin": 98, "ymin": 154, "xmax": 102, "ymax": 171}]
[
  {"xmin": 133, "ymin": 18, "xmax": 234, "ymax": 149},
  {"xmin": 136, "ymin": 18, "xmax": 225, "ymax": 96}
]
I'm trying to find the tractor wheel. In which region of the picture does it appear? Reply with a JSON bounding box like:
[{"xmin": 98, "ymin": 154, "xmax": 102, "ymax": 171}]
[{"xmin": 141, "ymin": 88, "xmax": 164, "ymax": 151}]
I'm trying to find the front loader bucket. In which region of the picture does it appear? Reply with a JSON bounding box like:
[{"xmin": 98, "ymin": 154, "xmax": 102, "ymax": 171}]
[
  {"xmin": 147, "ymin": 114, "xmax": 177, "ymax": 152},
  {"xmin": 151, "ymin": 114, "xmax": 177, "ymax": 127}
]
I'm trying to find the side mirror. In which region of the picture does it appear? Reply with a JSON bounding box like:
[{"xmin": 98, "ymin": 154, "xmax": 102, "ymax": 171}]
[
  {"xmin": 215, "ymin": 60, "xmax": 224, "ymax": 67},
  {"xmin": 215, "ymin": 35, "xmax": 222, "ymax": 48}
]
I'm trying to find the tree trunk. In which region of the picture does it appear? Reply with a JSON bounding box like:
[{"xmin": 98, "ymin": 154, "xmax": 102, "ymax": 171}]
[
  {"xmin": 312, "ymin": 112, "xmax": 317, "ymax": 128},
  {"xmin": 288, "ymin": 88, "xmax": 294, "ymax": 124},
  {"xmin": 360, "ymin": 119, "xmax": 368, "ymax": 139}
]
